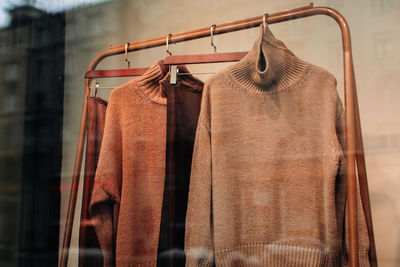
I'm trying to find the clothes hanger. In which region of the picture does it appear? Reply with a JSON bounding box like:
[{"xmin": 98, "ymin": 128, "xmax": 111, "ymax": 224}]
[
  {"xmin": 162, "ymin": 25, "xmax": 248, "ymax": 66},
  {"xmin": 85, "ymin": 24, "xmax": 248, "ymax": 80},
  {"xmin": 89, "ymin": 44, "xmax": 145, "ymax": 97},
  {"xmin": 85, "ymin": 42, "xmax": 150, "ymax": 78},
  {"xmin": 164, "ymin": 24, "xmax": 249, "ymax": 84}
]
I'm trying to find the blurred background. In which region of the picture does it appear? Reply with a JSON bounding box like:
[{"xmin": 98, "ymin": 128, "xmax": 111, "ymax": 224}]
[{"xmin": 0, "ymin": 0, "xmax": 398, "ymax": 266}]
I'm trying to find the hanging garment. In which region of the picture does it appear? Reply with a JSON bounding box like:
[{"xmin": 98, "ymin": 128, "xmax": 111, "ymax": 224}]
[
  {"xmin": 79, "ymin": 96, "xmax": 108, "ymax": 267},
  {"xmin": 157, "ymin": 64, "xmax": 203, "ymax": 267},
  {"xmin": 184, "ymin": 24, "xmax": 371, "ymax": 267},
  {"xmin": 89, "ymin": 62, "xmax": 203, "ymax": 267}
]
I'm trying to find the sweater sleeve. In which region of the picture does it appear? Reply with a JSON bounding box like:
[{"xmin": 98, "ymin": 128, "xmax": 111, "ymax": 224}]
[
  {"xmin": 335, "ymin": 103, "xmax": 371, "ymax": 267},
  {"xmin": 185, "ymin": 118, "xmax": 214, "ymax": 267},
  {"xmin": 89, "ymin": 94, "xmax": 122, "ymax": 267}
]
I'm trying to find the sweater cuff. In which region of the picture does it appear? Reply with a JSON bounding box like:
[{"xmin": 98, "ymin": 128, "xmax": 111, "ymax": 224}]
[
  {"xmin": 185, "ymin": 249, "xmax": 214, "ymax": 267},
  {"xmin": 185, "ymin": 257, "xmax": 214, "ymax": 267}
]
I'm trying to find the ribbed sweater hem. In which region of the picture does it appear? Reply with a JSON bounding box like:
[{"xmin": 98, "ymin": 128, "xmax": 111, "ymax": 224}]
[
  {"xmin": 186, "ymin": 243, "xmax": 371, "ymax": 267},
  {"xmin": 116, "ymin": 260, "xmax": 156, "ymax": 267}
]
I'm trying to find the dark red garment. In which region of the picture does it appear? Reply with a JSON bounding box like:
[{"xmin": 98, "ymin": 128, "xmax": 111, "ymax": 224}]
[
  {"xmin": 79, "ymin": 96, "xmax": 108, "ymax": 267},
  {"xmin": 157, "ymin": 66, "xmax": 203, "ymax": 267}
]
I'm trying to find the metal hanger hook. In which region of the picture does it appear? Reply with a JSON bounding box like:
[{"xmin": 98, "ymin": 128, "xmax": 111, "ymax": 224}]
[
  {"xmin": 166, "ymin": 34, "xmax": 172, "ymax": 56},
  {"xmin": 95, "ymin": 82, "xmax": 99, "ymax": 96},
  {"xmin": 263, "ymin": 13, "xmax": 268, "ymax": 29},
  {"xmin": 125, "ymin": 43, "xmax": 131, "ymax": 68},
  {"xmin": 210, "ymin": 24, "xmax": 217, "ymax": 53}
]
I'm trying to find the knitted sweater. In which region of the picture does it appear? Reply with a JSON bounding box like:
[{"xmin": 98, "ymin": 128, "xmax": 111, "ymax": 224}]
[
  {"xmin": 184, "ymin": 25, "xmax": 370, "ymax": 266},
  {"xmin": 89, "ymin": 62, "xmax": 203, "ymax": 267}
]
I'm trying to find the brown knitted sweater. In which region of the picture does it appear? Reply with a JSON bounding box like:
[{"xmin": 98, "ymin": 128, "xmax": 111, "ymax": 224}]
[
  {"xmin": 89, "ymin": 62, "xmax": 203, "ymax": 267},
  {"xmin": 184, "ymin": 25, "xmax": 370, "ymax": 266}
]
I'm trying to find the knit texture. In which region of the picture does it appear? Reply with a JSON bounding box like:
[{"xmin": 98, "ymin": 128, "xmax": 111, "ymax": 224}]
[
  {"xmin": 89, "ymin": 61, "xmax": 203, "ymax": 267},
  {"xmin": 184, "ymin": 25, "xmax": 370, "ymax": 267}
]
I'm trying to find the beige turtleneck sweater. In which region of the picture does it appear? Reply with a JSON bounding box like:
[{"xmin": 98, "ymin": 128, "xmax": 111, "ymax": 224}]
[
  {"xmin": 89, "ymin": 62, "xmax": 203, "ymax": 267},
  {"xmin": 185, "ymin": 25, "xmax": 370, "ymax": 266}
]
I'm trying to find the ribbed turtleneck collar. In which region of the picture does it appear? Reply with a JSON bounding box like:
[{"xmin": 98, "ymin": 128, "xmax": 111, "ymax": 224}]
[
  {"xmin": 225, "ymin": 24, "xmax": 310, "ymax": 94},
  {"xmin": 135, "ymin": 61, "xmax": 168, "ymax": 105},
  {"xmin": 135, "ymin": 61, "xmax": 203, "ymax": 105}
]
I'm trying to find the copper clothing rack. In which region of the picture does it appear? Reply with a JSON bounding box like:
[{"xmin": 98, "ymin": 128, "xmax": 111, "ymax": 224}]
[{"xmin": 60, "ymin": 3, "xmax": 377, "ymax": 267}]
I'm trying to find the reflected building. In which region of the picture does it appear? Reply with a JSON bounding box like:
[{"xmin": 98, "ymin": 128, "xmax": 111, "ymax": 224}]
[{"xmin": 0, "ymin": 4, "xmax": 65, "ymax": 266}]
